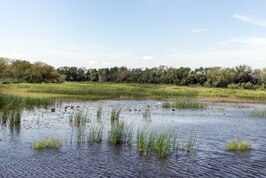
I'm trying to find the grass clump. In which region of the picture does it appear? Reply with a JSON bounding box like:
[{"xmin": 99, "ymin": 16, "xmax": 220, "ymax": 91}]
[
  {"xmin": 250, "ymin": 109, "xmax": 266, "ymax": 118},
  {"xmin": 33, "ymin": 139, "xmax": 62, "ymax": 150},
  {"xmin": 137, "ymin": 129, "xmax": 176, "ymax": 158},
  {"xmin": 226, "ymin": 140, "xmax": 251, "ymax": 152},
  {"xmin": 162, "ymin": 100, "xmax": 206, "ymax": 109},
  {"xmin": 110, "ymin": 107, "xmax": 122, "ymax": 124},
  {"xmin": 70, "ymin": 111, "xmax": 87, "ymax": 127},
  {"xmin": 108, "ymin": 122, "xmax": 125, "ymax": 145},
  {"xmin": 88, "ymin": 125, "xmax": 104, "ymax": 143},
  {"xmin": 182, "ymin": 134, "xmax": 199, "ymax": 154}
]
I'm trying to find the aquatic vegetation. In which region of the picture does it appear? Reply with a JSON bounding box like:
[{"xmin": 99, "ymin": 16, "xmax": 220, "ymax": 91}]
[
  {"xmin": 137, "ymin": 129, "xmax": 179, "ymax": 158},
  {"xmin": 226, "ymin": 140, "xmax": 251, "ymax": 152},
  {"xmin": 33, "ymin": 139, "xmax": 62, "ymax": 150},
  {"xmin": 70, "ymin": 111, "xmax": 87, "ymax": 127},
  {"xmin": 0, "ymin": 93, "xmax": 54, "ymax": 124},
  {"xmin": 9, "ymin": 110, "xmax": 21, "ymax": 127},
  {"xmin": 96, "ymin": 105, "xmax": 103, "ymax": 121},
  {"xmin": 88, "ymin": 125, "xmax": 104, "ymax": 143},
  {"xmin": 162, "ymin": 100, "xmax": 206, "ymax": 109},
  {"xmin": 108, "ymin": 122, "xmax": 125, "ymax": 145},
  {"xmin": 137, "ymin": 129, "xmax": 149, "ymax": 156},
  {"xmin": 182, "ymin": 134, "xmax": 199, "ymax": 154},
  {"xmin": 155, "ymin": 132, "xmax": 172, "ymax": 158},
  {"xmin": 110, "ymin": 108, "xmax": 122, "ymax": 124},
  {"xmin": 250, "ymin": 109, "xmax": 266, "ymax": 118}
]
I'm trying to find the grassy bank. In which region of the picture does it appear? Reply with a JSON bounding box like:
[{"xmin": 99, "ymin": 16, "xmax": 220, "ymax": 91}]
[{"xmin": 1, "ymin": 82, "xmax": 266, "ymax": 102}]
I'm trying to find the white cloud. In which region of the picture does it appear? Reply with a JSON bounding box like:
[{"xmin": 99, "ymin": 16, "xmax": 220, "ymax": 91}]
[
  {"xmin": 232, "ymin": 14, "xmax": 266, "ymax": 27},
  {"xmin": 224, "ymin": 37, "xmax": 266, "ymax": 47},
  {"xmin": 142, "ymin": 55, "xmax": 154, "ymax": 60},
  {"xmin": 190, "ymin": 28, "xmax": 208, "ymax": 33},
  {"xmin": 101, "ymin": 62, "xmax": 110, "ymax": 66}
]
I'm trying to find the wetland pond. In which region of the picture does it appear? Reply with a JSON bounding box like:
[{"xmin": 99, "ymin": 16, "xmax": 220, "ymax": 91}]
[{"xmin": 1, "ymin": 100, "xmax": 266, "ymax": 177}]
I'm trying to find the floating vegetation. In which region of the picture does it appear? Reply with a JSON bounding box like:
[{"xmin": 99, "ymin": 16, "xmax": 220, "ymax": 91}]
[
  {"xmin": 88, "ymin": 125, "xmax": 104, "ymax": 143},
  {"xmin": 162, "ymin": 100, "xmax": 206, "ymax": 110},
  {"xmin": 226, "ymin": 140, "xmax": 251, "ymax": 152},
  {"xmin": 110, "ymin": 107, "xmax": 122, "ymax": 124},
  {"xmin": 250, "ymin": 109, "xmax": 266, "ymax": 118},
  {"xmin": 33, "ymin": 139, "xmax": 62, "ymax": 150}
]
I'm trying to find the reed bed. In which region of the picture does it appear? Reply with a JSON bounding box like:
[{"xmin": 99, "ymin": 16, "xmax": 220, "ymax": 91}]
[
  {"xmin": 137, "ymin": 129, "xmax": 199, "ymax": 158},
  {"xmin": 88, "ymin": 125, "xmax": 104, "ymax": 143},
  {"xmin": 162, "ymin": 100, "xmax": 206, "ymax": 109}
]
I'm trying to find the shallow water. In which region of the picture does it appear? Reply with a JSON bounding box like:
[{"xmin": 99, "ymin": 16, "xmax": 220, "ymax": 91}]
[{"xmin": 1, "ymin": 100, "xmax": 266, "ymax": 177}]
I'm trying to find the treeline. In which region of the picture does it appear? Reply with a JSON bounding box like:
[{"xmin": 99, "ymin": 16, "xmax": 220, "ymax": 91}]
[
  {"xmin": 0, "ymin": 58, "xmax": 65, "ymax": 83},
  {"xmin": 58, "ymin": 65, "xmax": 266, "ymax": 89},
  {"xmin": 2, "ymin": 57, "xmax": 266, "ymax": 89}
]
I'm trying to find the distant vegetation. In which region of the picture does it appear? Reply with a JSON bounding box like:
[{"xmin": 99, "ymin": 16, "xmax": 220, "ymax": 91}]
[
  {"xmin": 58, "ymin": 64, "xmax": 266, "ymax": 90},
  {"xmin": 0, "ymin": 57, "xmax": 64, "ymax": 83},
  {"xmin": 2, "ymin": 57, "xmax": 266, "ymax": 90},
  {"xmin": 162, "ymin": 100, "xmax": 206, "ymax": 109}
]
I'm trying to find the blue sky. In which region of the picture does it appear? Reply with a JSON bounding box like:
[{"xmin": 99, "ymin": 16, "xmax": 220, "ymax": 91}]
[{"xmin": 1, "ymin": 0, "xmax": 266, "ymax": 68}]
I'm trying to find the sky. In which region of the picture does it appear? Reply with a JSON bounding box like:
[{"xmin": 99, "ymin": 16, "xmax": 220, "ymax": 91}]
[{"xmin": 1, "ymin": 0, "xmax": 266, "ymax": 69}]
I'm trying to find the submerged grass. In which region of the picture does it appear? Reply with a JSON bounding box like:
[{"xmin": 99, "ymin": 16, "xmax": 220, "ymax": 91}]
[
  {"xmin": 226, "ymin": 140, "xmax": 251, "ymax": 152},
  {"xmin": 33, "ymin": 139, "xmax": 62, "ymax": 150},
  {"xmin": 162, "ymin": 100, "xmax": 206, "ymax": 109}
]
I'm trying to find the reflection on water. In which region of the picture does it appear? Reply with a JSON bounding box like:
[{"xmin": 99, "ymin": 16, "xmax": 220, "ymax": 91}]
[{"xmin": 0, "ymin": 100, "xmax": 266, "ymax": 177}]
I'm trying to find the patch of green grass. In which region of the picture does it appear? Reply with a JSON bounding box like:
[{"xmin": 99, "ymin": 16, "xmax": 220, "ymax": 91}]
[
  {"xmin": 226, "ymin": 140, "xmax": 251, "ymax": 152},
  {"xmin": 3, "ymin": 82, "xmax": 266, "ymax": 102},
  {"xmin": 162, "ymin": 100, "xmax": 206, "ymax": 109},
  {"xmin": 33, "ymin": 139, "xmax": 62, "ymax": 150},
  {"xmin": 108, "ymin": 122, "xmax": 125, "ymax": 145},
  {"xmin": 88, "ymin": 125, "xmax": 104, "ymax": 143}
]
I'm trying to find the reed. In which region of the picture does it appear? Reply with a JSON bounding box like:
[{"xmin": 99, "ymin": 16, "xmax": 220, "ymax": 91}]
[
  {"xmin": 88, "ymin": 125, "xmax": 104, "ymax": 143},
  {"xmin": 163, "ymin": 100, "xmax": 206, "ymax": 109},
  {"xmin": 108, "ymin": 122, "xmax": 125, "ymax": 145},
  {"xmin": 110, "ymin": 108, "xmax": 122, "ymax": 124}
]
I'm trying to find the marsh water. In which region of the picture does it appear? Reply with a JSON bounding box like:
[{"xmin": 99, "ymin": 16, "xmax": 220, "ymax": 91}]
[{"xmin": 1, "ymin": 100, "xmax": 266, "ymax": 177}]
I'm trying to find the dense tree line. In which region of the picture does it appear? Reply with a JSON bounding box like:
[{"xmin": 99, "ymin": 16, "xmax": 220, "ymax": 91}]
[
  {"xmin": 58, "ymin": 65, "xmax": 266, "ymax": 89},
  {"xmin": 0, "ymin": 58, "xmax": 65, "ymax": 83},
  {"xmin": 2, "ymin": 57, "xmax": 266, "ymax": 89}
]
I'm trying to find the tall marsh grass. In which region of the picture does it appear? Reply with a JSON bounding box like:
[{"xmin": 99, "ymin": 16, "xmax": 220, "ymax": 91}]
[
  {"xmin": 88, "ymin": 125, "xmax": 104, "ymax": 143},
  {"xmin": 162, "ymin": 100, "xmax": 206, "ymax": 109}
]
